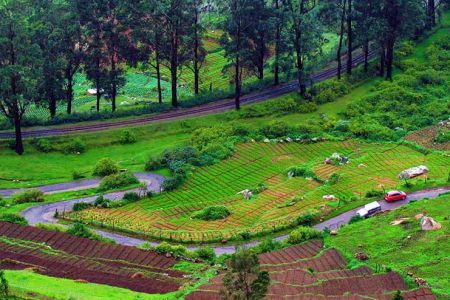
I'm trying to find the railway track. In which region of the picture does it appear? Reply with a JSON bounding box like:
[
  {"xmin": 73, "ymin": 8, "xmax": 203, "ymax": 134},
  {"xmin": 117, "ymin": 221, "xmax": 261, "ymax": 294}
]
[{"xmin": 0, "ymin": 49, "xmax": 377, "ymax": 139}]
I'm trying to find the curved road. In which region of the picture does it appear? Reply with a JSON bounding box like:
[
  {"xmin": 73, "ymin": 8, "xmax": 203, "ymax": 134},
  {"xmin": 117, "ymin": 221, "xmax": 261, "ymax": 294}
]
[
  {"xmin": 11, "ymin": 180, "xmax": 449, "ymax": 255},
  {"xmin": 0, "ymin": 50, "xmax": 376, "ymax": 139}
]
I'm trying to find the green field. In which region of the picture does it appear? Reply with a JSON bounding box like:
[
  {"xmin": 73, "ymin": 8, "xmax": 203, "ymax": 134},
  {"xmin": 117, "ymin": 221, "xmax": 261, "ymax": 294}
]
[
  {"xmin": 326, "ymin": 194, "xmax": 450, "ymax": 299},
  {"xmin": 70, "ymin": 140, "xmax": 450, "ymax": 242}
]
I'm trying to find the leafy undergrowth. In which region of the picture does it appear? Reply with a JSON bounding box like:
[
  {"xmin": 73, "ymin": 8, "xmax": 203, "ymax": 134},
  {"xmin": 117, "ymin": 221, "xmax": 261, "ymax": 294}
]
[{"xmin": 326, "ymin": 194, "xmax": 450, "ymax": 299}]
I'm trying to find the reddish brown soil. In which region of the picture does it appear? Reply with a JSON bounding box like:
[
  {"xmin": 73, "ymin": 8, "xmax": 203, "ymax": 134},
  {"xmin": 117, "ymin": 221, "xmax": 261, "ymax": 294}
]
[{"xmin": 0, "ymin": 222, "xmax": 185, "ymax": 294}]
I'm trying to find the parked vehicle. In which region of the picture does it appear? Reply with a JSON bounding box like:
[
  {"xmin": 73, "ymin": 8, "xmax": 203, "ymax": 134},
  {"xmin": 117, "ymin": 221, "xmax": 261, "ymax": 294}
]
[
  {"xmin": 384, "ymin": 190, "xmax": 407, "ymax": 202},
  {"xmin": 356, "ymin": 201, "xmax": 382, "ymax": 218}
]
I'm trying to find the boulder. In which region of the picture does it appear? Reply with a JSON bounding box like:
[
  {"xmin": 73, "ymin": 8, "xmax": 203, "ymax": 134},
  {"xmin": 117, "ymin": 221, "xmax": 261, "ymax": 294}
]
[
  {"xmin": 330, "ymin": 230, "xmax": 338, "ymax": 236},
  {"xmin": 355, "ymin": 252, "xmax": 369, "ymax": 261},
  {"xmin": 390, "ymin": 218, "xmax": 410, "ymax": 226},
  {"xmin": 420, "ymin": 216, "xmax": 442, "ymax": 231},
  {"xmin": 323, "ymin": 195, "xmax": 336, "ymax": 201},
  {"xmin": 415, "ymin": 213, "xmax": 425, "ymax": 220},
  {"xmin": 263, "ymin": 138, "xmax": 270, "ymax": 143},
  {"xmin": 398, "ymin": 165, "xmax": 429, "ymax": 180}
]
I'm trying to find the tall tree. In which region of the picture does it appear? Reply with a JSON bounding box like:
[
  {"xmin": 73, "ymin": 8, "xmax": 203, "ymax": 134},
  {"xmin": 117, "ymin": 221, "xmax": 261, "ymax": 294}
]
[
  {"xmin": 0, "ymin": 0, "xmax": 42, "ymax": 155},
  {"xmin": 346, "ymin": 0, "xmax": 353, "ymax": 75},
  {"xmin": 32, "ymin": 0, "xmax": 67, "ymax": 118},
  {"xmin": 220, "ymin": 0, "xmax": 256, "ymax": 110},
  {"xmin": 272, "ymin": 0, "xmax": 286, "ymax": 85},
  {"xmin": 382, "ymin": 0, "xmax": 424, "ymax": 80},
  {"xmin": 221, "ymin": 249, "xmax": 270, "ymax": 300},
  {"xmin": 187, "ymin": 0, "xmax": 207, "ymax": 95},
  {"xmin": 283, "ymin": 0, "xmax": 323, "ymax": 97},
  {"xmin": 249, "ymin": 0, "xmax": 272, "ymax": 80},
  {"xmin": 158, "ymin": 0, "xmax": 196, "ymax": 107}
]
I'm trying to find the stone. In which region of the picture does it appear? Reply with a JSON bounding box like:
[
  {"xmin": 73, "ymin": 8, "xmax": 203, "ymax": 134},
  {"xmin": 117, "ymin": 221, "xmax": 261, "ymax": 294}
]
[
  {"xmin": 323, "ymin": 195, "xmax": 336, "ymax": 201},
  {"xmin": 415, "ymin": 213, "xmax": 424, "ymax": 220},
  {"xmin": 221, "ymin": 239, "xmax": 228, "ymax": 244},
  {"xmin": 330, "ymin": 230, "xmax": 338, "ymax": 236},
  {"xmin": 421, "ymin": 216, "xmax": 442, "ymax": 231},
  {"xmin": 263, "ymin": 138, "xmax": 270, "ymax": 143},
  {"xmin": 390, "ymin": 218, "xmax": 410, "ymax": 226},
  {"xmin": 355, "ymin": 252, "xmax": 369, "ymax": 261},
  {"xmin": 358, "ymin": 163, "xmax": 368, "ymax": 168}
]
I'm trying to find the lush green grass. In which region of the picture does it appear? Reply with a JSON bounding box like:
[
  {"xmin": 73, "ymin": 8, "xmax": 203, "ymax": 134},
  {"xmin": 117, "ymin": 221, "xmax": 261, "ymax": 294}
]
[
  {"xmin": 70, "ymin": 140, "xmax": 450, "ymax": 243},
  {"xmin": 4, "ymin": 270, "xmax": 176, "ymax": 300},
  {"xmin": 326, "ymin": 194, "xmax": 450, "ymax": 299}
]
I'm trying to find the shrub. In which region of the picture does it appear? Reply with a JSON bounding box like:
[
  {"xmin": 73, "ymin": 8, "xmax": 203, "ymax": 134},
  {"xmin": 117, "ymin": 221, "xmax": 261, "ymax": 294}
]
[
  {"xmin": 349, "ymin": 215, "xmax": 364, "ymax": 225},
  {"xmin": 161, "ymin": 175, "xmax": 185, "ymax": 191},
  {"xmin": 155, "ymin": 242, "xmax": 187, "ymax": 257},
  {"xmin": 261, "ymin": 121, "xmax": 291, "ymax": 138},
  {"xmin": 122, "ymin": 192, "xmax": 141, "ymax": 202},
  {"xmin": 311, "ymin": 79, "xmax": 350, "ymax": 104},
  {"xmin": 36, "ymin": 223, "xmax": 66, "ymax": 232},
  {"xmin": 191, "ymin": 126, "xmax": 233, "ymax": 150},
  {"xmin": 240, "ymin": 232, "xmax": 251, "ymax": 240},
  {"xmin": 63, "ymin": 138, "xmax": 86, "ymax": 154},
  {"xmin": 0, "ymin": 214, "xmax": 28, "ymax": 226},
  {"xmin": 94, "ymin": 195, "xmax": 111, "ymax": 208},
  {"xmin": 119, "ymin": 130, "xmax": 137, "ymax": 144},
  {"xmin": 92, "ymin": 158, "xmax": 119, "ymax": 177},
  {"xmin": 66, "ymin": 222, "xmax": 110, "ymax": 242},
  {"xmin": 296, "ymin": 213, "xmax": 317, "ymax": 226},
  {"xmin": 252, "ymin": 238, "xmax": 283, "ymax": 254},
  {"xmin": 72, "ymin": 202, "xmax": 91, "ymax": 212},
  {"xmin": 145, "ymin": 156, "xmax": 163, "ymax": 171},
  {"xmin": 13, "ymin": 189, "xmax": 45, "ymax": 204},
  {"xmin": 32, "ymin": 138, "xmax": 54, "ymax": 153},
  {"xmin": 365, "ymin": 189, "xmax": 384, "ymax": 198},
  {"xmin": 191, "ymin": 206, "xmax": 231, "ymax": 221},
  {"xmin": 287, "ymin": 226, "xmax": 322, "ymax": 245},
  {"xmin": 328, "ymin": 173, "xmax": 341, "ymax": 185},
  {"xmin": 98, "ymin": 172, "xmax": 139, "ymax": 192},
  {"xmin": 72, "ymin": 170, "xmax": 85, "ymax": 180},
  {"xmin": 194, "ymin": 247, "xmax": 216, "ymax": 261},
  {"xmin": 297, "ymin": 102, "xmax": 318, "ymax": 113}
]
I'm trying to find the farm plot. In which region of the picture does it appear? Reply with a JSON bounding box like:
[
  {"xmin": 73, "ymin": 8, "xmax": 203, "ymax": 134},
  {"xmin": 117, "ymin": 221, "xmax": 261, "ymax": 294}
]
[
  {"xmin": 0, "ymin": 221, "xmax": 188, "ymax": 294},
  {"xmin": 186, "ymin": 240, "xmax": 437, "ymax": 300},
  {"xmin": 70, "ymin": 140, "xmax": 450, "ymax": 242}
]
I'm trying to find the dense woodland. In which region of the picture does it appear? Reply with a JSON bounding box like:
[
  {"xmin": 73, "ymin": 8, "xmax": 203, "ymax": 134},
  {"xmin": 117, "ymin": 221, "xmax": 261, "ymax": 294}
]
[{"xmin": 0, "ymin": 0, "xmax": 448, "ymax": 155}]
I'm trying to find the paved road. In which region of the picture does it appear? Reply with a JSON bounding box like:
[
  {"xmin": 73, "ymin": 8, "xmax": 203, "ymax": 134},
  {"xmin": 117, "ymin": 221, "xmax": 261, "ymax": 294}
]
[
  {"xmin": 0, "ymin": 173, "xmax": 164, "ymax": 198},
  {"xmin": 18, "ymin": 183, "xmax": 450, "ymax": 255},
  {"xmin": 0, "ymin": 50, "xmax": 376, "ymax": 139}
]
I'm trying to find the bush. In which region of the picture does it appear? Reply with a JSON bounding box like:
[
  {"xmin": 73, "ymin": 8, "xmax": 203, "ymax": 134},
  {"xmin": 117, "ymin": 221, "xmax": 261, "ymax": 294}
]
[
  {"xmin": 72, "ymin": 202, "xmax": 92, "ymax": 212},
  {"xmin": 93, "ymin": 195, "xmax": 111, "ymax": 208},
  {"xmin": 145, "ymin": 156, "xmax": 163, "ymax": 171},
  {"xmin": 194, "ymin": 247, "xmax": 216, "ymax": 261},
  {"xmin": 72, "ymin": 170, "xmax": 85, "ymax": 180},
  {"xmin": 365, "ymin": 189, "xmax": 384, "ymax": 198},
  {"xmin": 122, "ymin": 192, "xmax": 141, "ymax": 202},
  {"xmin": 0, "ymin": 214, "xmax": 28, "ymax": 225},
  {"xmin": 119, "ymin": 130, "xmax": 137, "ymax": 144},
  {"xmin": 261, "ymin": 121, "xmax": 291, "ymax": 138},
  {"xmin": 296, "ymin": 213, "xmax": 317, "ymax": 226},
  {"xmin": 287, "ymin": 226, "xmax": 322, "ymax": 245},
  {"xmin": 63, "ymin": 138, "xmax": 86, "ymax": 154},
  {"xmin": 311, "ymin": 79, "xmax": 350, "ymax": 104},
  {"xmin": 155, "ymin": 242, "xmax": 188, "ymax": 257},
  {"xmin": 13, "ymin": 189, "xmax": 45, "ymax": 204},
  {"xmin": 92, "ymin": 158, "xmax": 119, "ymax": 177},
  {"xmin": 98, "ymin": 172, "xmax": 139, "ymax": 192},
  {"xmin": 328, "ymin": 173, "xmax": 341, "ymax": 185},
  {"xmin": 191, "ymin": 206, "xmax": 231, "ymax": 221},
  {"xmin": 349, "ymin": 215, "xmax": 364, "ymax": 225},
  {"xmin": 66, "ymin": 222, "xmax": 103, "ymax": 241},
  {"xmin": 32, "ymin": 138, "xmax": 54, "ymax": 153}
]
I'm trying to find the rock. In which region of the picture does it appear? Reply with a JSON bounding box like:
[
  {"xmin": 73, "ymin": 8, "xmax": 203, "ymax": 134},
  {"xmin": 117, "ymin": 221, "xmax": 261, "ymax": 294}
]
[
  {"xmin": 131, "ymin": 272, "xmax": 144, "ymax": 279},
  {"xmin": 323, "ymin": 195, "xmax": 336, "ymax": 201},
  {"xmin": 165, "ymin": 253, "xmax": 172, "ymax": 258},
  {"xmin": 358, "ymin": 163, "xmax": 367, "ymax": 168},
  {"xmin": 355, "ymin": 252, "xmax": 369, "ymax": 261},
  {"xmin": 415, "ymin": 277, "xmax": 430, "ymax": 287},
  {"xmin": 324, "ymin": 158, "xmax": 332, "ymax": 165},
  {"xmin": 330, "ymin": 230, "xmax": 338, "ymax": 236},
  {"xmin": 390, "ymin": 218, "xmax": 410, "ymax": 226},
  {"xmin": 221, "ymin": 239, "xmax": 228, "ymax": 244},
  {"xmin": 407, "ymin": 272, "xmax": 414, "ymax": 277},
  {"xmin": 407, "ymin": 235, "xmax": 412, "ymax": 239},
  {"xmin": 398, "ymin": 165, "xmax": 429, "ymax": 180},
  {"xmin": 421, "ymin": 216, "xmax": 442, "ymax": 231},
  {"xmin": 415, "ymin": 213, "xmax": 424, "ymax": 220},
  {"xmin": 263, "ymin": 138, "xmax": 270, "ymax": 143},
  {"xmin": 286, "ymin": 137, "xmax": 293, "ymax": 143}
]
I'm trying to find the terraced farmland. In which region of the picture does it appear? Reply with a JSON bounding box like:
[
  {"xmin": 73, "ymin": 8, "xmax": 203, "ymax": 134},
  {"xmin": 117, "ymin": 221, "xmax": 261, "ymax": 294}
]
[
  {"xmin": 186, "ymin": 240, "xmax": 437, "ymax": 300},
  {"xmin": 70, "ymin": 140, "xmax": 450, "ymax": 243},
  {"xmin": 0, "ymin": 221, "xmax": 187, "ymax": 294}
]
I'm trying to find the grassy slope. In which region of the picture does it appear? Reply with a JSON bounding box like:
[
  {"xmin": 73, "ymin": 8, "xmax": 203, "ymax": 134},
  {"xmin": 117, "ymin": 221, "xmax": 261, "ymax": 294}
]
[
  {"xmin": 325, "ymin": 194, "xmax": 450, "ymax": 299},
  {"xmin": 0, "ymin": 12, "xmax": 448, "ymax": 189},
  {"xmin": 4, "ymin": 270, "xmax": 176, "ymax": 300}
]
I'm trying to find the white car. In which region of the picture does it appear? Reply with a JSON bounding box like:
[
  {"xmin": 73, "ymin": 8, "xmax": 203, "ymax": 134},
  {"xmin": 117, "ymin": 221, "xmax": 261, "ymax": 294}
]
[{"xmin": 356, "ymin": 201, "xmax": 382, "ymax": 218}]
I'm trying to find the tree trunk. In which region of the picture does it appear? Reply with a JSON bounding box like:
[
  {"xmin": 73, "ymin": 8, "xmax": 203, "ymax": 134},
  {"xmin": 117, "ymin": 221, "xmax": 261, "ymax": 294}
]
[
  {"xmin": 49, "ymin": 95, "xmax": 57, "ymax": 118},
  {"xmin": 273, "ymin": 0, "xmax": 281, "ymax": 85},
  {"xmin": 156, "ymin": 53, "xmax": 162, "ymax": 104},
  {"xmin": 170, "ymin": 30, "xmax": 178, "ymax": 107},
  {"xmin": 385, "ymin": 36, "xmax": 395, "ymax": 81},
  {"xmin": 111, "ymin": 53, "xmax": 117, "ymax": 112},
  {"xmin": 427, "ymin": 0, "xmax": 436, "ymax": 29},
  {"xmin": 235, "ymin": 54, "xmax": 241, "ymax": 110},
  {"xmin": 66, "ymin": 72, "xmax": 73, "ymax": 114},
  {"xmin": 363, "ymin": 39, "xmax": 369, "ymax": 73},
  {"xmin": 13, "ymin": 112, "xmax": 24, "ymax": 155},
  {"xmin": 294, "ymin": 30, "xmax": 306, "ymax": 96},
  {"xmin": 346, "ymin": 0, "xmax": 353, "ymax": 75},
  {"xmin": 337, "ymin": 0, "xmax": 346, "ymax": 80},
  {"xmin": 379, "ymin": 43, "xmax": 386, "ymax": 77},
  {"xmin": 257, "ymin": 32, "xmax": 265, "ymax": 80},
  {"xmin": 193, "ymin": 9, "xmax": 200, "ymax": 95}
]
